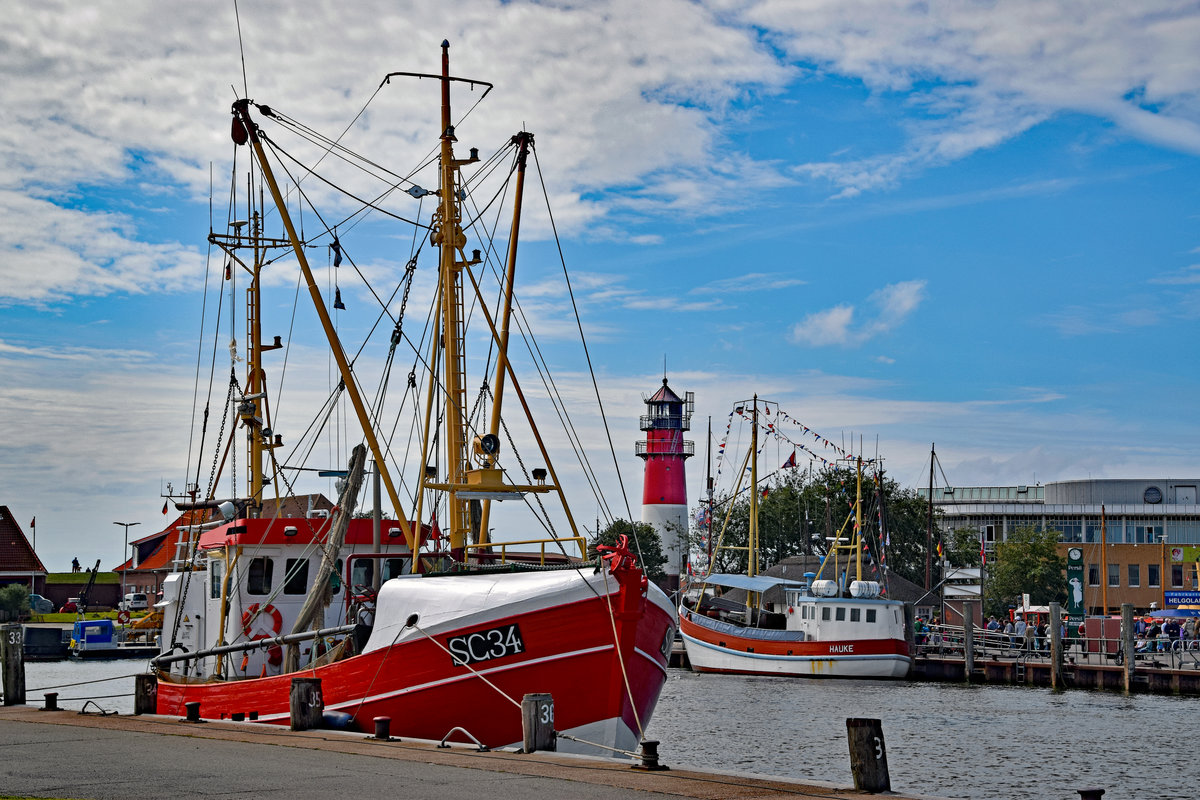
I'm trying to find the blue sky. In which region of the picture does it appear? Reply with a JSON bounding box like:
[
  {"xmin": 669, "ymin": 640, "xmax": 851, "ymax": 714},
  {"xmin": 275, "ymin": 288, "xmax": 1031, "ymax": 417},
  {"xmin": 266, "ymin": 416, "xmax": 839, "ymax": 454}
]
[{"xmin": 3, "ymin": 0, "xmax": 1200, "ymax": 572}]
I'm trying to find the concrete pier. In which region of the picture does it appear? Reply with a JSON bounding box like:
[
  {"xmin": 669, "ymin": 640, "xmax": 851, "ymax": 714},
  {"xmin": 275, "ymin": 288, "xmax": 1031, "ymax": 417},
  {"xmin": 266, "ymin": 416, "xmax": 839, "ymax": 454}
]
[{"xmin": 0, "ymin": 704, "xmax": 949, "ymax": 800}]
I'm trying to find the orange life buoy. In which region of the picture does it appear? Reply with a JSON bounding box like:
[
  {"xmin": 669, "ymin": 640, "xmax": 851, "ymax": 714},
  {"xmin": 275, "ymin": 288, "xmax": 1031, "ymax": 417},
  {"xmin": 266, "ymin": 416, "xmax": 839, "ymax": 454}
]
[{"xmin": 241, "ymin": 603, "xmax": 283, "ymax": 638}]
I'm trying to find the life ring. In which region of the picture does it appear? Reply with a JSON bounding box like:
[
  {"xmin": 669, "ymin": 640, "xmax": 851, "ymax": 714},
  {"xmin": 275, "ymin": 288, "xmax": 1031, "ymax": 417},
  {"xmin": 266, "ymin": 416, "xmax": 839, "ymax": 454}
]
[
  {"xmin": 116, "ymin": 610, "xmax": 130, "ymax": 624},
  {"xmin": 241, "ymin": 603, "xmax": 283, "ymax": 638}
]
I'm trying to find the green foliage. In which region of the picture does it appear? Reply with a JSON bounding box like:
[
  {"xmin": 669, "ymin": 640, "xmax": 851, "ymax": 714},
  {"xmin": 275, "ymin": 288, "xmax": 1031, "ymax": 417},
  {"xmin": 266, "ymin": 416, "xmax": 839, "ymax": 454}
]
[
  {"xmin": 700, "ymin": 464, "xmax": 934, "ymax": 585},
  {"xmin": 948, "ymin": 527, "xmax": 983, "ymax": 568},
  {"xmin": 0, "ymin": 584, "xmax": 30, "ymax": 615},
  {"xmin": 984, "ymin": 526, "xmax": 1067, "ymax": 617},
  {"xmin": 589, "ymin": 519, "xmax": 667, "ymax": 581}
]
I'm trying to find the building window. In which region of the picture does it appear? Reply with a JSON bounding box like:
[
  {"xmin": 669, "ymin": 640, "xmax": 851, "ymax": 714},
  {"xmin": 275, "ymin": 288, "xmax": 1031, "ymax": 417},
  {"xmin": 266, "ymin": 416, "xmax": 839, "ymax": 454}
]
[
  {"xmin": 1087, "ymin": 564, "xmax": 1100, "ymax": 586},
  {"xmin": 1128, "ymin": 564, "xmax": 1140, "ymax": 587},
  {"xmin": 247, "ymin": 557, "xmax": 273, "ymax": 595},
  {"xmin": 1107, "ymin": 564, "xmax": 1120, "ymax": 587},
  {"xmin": 1172, "ymin": 564, "xmax": 1184, "ymax": 589},
  {"xmin": 284, "ymin": 558, "xmax": 309, "ymax": 595},
  {"xmin": 1148, "ymin": 564, "xmax": 1161, "ymax": 588}
]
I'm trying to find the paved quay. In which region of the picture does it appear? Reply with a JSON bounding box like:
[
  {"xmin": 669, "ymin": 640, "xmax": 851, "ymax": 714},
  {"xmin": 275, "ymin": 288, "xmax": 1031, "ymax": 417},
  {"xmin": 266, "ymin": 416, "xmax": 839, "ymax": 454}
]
[{"xmin": 0, "ymin": 705, "xmax": 949, "ymax": 800}]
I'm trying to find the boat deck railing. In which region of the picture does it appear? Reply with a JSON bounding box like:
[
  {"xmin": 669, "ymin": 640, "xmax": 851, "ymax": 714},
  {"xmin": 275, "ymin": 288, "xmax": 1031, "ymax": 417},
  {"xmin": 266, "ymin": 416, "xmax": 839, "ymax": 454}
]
[{"xmin": 464, "ymin": 536, "xmax": 586, "ymax": 564}]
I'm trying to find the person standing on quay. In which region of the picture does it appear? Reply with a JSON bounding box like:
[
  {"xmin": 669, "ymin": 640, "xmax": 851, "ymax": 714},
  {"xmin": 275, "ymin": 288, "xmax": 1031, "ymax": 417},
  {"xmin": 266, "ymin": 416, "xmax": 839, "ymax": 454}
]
[{"xmin": 1022, "ymin": 619, "xmax": 1036, "ymax": 652}]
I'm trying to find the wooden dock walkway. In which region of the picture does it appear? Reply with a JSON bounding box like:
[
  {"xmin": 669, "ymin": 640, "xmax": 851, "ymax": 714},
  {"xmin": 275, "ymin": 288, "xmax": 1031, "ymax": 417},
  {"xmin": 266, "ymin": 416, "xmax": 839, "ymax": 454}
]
[{"xmin": 0, "ymin": 704, "xmax": 951, "ymax": 800}]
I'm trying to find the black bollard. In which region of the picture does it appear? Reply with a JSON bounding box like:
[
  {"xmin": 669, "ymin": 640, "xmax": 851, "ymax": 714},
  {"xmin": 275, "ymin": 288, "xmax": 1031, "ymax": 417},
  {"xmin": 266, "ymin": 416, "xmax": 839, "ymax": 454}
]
[
  {"xmin": 43, "ymin": 692, "xmax": 58, "ymax": 711},
  {"xmin": 846, "ymin": 718, "xmax": 891, "ymax": 793},
  {"xmin": 374, "ymin": 716, "xmax": 391, "ymax": 740},
  {"xmin": 1077, "ymin": 790, "xmax": 1105, "ymax": 800},
  {"xmin": 632, "ymin": 739, "xmax": 669, "ymax": 771},
  {"xmin": 231, "ymin": 712, "xmax": 245, "ymax": 722},
  {"xmin": 248, "ymin": 711, "xmax": 258, "ymax": 720},
  {"xmin": 184, "ymin": 701, "xmax": 202, "ymax": 723}
]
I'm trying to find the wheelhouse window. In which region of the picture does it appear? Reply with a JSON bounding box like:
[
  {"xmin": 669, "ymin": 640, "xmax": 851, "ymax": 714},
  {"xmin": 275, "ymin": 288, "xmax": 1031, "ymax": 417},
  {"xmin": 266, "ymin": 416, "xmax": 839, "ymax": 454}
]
[
  {"xmin": 821, "ymin": 607, "xmax": 831, "ymax": 621},
  {"xmin": 247, "ymin": 557, "xmax": 273, "ymax": 595},
  {"xmin": 835, "ymin": 607, "xmax": 846, "ymax": 621},
  {"xmin": 284, "ymin": 558, "xmax": 309, "ymax": 595},
  {"xmin": 210, "ymin": 559, "xmax": 223, "ymax": 600},
  {"xmin": 866, "ymin": 609, "xmax": 877, "ymax": 623},
  {"xmin": 850, "ymin": 608, "xmax": 861, "ymax": 622}
]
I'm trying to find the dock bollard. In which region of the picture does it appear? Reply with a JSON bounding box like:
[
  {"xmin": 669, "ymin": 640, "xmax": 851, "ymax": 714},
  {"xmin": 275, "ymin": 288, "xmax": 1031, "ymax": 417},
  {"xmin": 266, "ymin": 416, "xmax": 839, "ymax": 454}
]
[
  {"xmin": 134, "ymin": 673, "xmax": 157, "ymax": 715},
  {"xmin": 289, "ymin": 677, "xmax": 323, "ymax": 731},
  {"xmin": 1077, "ymin": 790, "xmax": 1105, "ymax": 799},
  {"xmin": 184, "ymin": 701, "xmax": 202, "ymax": 723},
  {"xmin": 43, "ymin": 693, "xmax": 58, "ymax": 711},
  {"xmin": 1, "ymin": 624, "xmax": 26, "ymax": 706},
  {"xmin": 846, "ymin": 718, "xmax": 891, "ymax": 793},
  {"xmin": 374, "ymin": 716, "xmax": 391, "ymax": 740},
  {"xmin": 633, "ymin": 739, "xmax": 669, "ymax": 771}
]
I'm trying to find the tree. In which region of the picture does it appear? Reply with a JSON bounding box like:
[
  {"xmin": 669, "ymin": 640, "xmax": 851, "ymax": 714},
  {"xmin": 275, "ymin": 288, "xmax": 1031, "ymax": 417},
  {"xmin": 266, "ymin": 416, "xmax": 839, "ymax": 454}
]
[
  {"xmin": 984, "ymin": 526, "xmax": 1067, "ymax": 618},
  {"xmin": 589, "ymin": 519, "xmax": 667, "ymax": 582},
  {"xmin": 0, "ymin": 584, "xmax": 30, "ymax": 618},
  {"xmin": 948, "ymin": 527, "xmax": 983, "ymax": 569}
]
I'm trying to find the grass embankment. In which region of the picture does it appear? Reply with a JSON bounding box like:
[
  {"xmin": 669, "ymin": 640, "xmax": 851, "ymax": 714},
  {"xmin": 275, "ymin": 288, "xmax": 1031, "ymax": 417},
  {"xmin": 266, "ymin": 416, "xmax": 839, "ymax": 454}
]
[
  {"xmin": 46, "ymin": 571, "xmax": 120, "ymax": 584},
  {"xmin": 29, "ymin": 611, "xmax": 151, "ymax": 624}
]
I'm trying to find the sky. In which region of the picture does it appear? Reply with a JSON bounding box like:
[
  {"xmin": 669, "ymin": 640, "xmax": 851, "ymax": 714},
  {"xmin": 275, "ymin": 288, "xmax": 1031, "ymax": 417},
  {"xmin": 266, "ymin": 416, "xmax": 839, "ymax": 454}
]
[{"xmin": 3, "ymin": 0, "xmax": 1200, "ymax": 573}]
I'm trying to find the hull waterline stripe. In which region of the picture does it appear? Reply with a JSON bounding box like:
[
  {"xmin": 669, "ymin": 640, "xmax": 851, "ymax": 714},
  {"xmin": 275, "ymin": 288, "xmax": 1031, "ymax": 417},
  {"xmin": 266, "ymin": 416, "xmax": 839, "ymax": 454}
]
[{"xmin": 681, "ymin": 631, "xmax": 912, "ymax": 664}]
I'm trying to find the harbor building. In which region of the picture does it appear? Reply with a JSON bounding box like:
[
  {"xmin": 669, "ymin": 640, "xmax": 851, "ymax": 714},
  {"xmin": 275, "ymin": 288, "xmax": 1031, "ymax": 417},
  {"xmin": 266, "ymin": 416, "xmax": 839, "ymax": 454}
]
[
  {"xmin": 636, "ymin": 377, "xmax": 694, "ymax": 592},
  {"xmin": 927, "ymin": 478, "xmax": 1200, "ymax": 614}
]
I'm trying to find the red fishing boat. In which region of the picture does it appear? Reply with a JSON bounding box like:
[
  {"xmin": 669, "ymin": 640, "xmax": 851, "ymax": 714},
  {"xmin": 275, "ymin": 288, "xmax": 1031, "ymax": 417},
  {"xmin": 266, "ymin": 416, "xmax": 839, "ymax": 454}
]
[{"xmin": 152, "ymin": 42, "xmax": 675, "ymax": 757}]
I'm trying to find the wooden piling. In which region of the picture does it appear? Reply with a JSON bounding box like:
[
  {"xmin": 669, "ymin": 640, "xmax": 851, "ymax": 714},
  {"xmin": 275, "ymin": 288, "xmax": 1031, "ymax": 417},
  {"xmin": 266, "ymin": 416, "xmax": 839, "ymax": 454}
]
[
  {"xmin": 1, "ymin": 624, "xmax": 25, "ymax": 706},
  {"xmin": 1121, "ymin": 604, "xmax": 1134, "ymax": 693},
  {"xmin": 134, "ymin": 673, "xmax": 158, "ymax": 715},
  {"xmin": 963, "ymin": 600, "xmax": 975, "ymax": 681},
  {"xmin": 521, "ymin": 693, "xmax": 555, "ymax": 753},
  {"xmin": 846, "ymin": 718, "xmax": 891, "ymax": 793},
  {"xmin": 289, "ymin": 677, "xmax": 323, "ymax": 731},
  {"xmin": 1050, "ymin": 602, "xmax": 1063, "ymax": 689}
]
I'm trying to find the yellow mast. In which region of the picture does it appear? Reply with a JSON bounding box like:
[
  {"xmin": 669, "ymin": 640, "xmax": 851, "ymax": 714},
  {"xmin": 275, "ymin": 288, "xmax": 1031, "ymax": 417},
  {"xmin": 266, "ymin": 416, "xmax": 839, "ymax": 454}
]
[
  {"xmin": 855, "ymin": 456, "xmax": 863, "ymax": 582},
  {"xmin": 231, "ymin": 99, "xmax": 416, "ymax": 549}
]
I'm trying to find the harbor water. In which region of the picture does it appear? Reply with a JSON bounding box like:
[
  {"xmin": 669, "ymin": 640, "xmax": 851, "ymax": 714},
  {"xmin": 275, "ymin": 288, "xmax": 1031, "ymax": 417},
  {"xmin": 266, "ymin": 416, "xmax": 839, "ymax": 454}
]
[{"xmin": 24, "ymin": 660, "xmax": 1197, "ymax": 800}]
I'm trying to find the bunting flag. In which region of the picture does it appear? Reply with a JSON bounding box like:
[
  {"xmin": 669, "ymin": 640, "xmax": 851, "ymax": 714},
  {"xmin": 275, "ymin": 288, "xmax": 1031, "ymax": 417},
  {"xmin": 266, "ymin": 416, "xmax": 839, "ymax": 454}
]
[
  {"xmin": 330, "ymin": 235, "xmax": 343, "ymax": 267},
  {"xmin": 162, "ymin": 500, "xmax": 169, "ymax": 515},
  {"xmin": 30, "ymin": 516, "xmax": 35, "ymax": 528},
  {"xmin": 981, "ymin": 543, "xmax": 987, "ymax": 566},
  {"xmin": 783, "ymin": 450, "xmax": 797, "ymax": 469}
]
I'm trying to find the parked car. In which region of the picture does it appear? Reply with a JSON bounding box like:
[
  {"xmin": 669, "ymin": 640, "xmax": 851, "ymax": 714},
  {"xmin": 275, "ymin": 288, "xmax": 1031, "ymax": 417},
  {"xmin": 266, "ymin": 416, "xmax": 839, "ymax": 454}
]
[
  {"xmin": 119, "ymin": 592, "xmax": 149, "ymax": 611},
  {"xmin": 28, "ymin": 593, "xmax": 55, "ymax": 614}
]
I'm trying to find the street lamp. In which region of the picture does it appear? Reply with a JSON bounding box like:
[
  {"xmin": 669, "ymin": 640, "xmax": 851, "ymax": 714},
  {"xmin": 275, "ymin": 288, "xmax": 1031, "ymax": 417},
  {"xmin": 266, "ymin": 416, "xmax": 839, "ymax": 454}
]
[{"xmin": 114, "ymin": 521, "xmax": 141, "ymax": 601}]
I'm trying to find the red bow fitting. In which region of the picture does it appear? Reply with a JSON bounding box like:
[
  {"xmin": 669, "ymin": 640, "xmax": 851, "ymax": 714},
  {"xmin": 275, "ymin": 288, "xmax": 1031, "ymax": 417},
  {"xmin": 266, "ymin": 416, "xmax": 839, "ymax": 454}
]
[{"xmin": 596, "ymin": 534, "xmax": 637, "ymax": 573}]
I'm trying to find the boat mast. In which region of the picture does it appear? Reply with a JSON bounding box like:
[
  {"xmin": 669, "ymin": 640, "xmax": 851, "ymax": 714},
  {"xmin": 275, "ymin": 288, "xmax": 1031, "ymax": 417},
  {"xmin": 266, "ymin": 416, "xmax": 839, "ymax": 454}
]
[
  {"xmin": 926, "ymin": 442, "xmax": 934, "ymax": 591},
  {"xmin": 477, "ymin": 130, "xmax": 533, "ymax": 543},
  {"xmin": 855, "ymin": 455, "xmax": 863, "ymax": 583},
  {"xmin": 749, "ymin": 396, "xmax": 759, "ymax": 579},
  {"xmin": 230, "ymin": 99, "xmax": 415, "ymax": 547}
]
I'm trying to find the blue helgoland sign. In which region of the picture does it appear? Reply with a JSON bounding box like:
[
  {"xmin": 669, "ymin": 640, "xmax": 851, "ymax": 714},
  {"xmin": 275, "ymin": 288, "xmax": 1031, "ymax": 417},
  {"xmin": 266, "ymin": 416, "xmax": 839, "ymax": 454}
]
[{"xmin": 1164, "ymin": 591, "xmax": 1200, "ymax": 605}]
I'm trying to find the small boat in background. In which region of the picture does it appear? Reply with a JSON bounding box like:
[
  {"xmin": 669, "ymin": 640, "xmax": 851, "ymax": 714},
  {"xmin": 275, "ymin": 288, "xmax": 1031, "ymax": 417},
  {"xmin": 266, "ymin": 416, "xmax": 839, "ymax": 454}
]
[
  {"xmin": 69, "ymin": 619, "xmax": 158, "ymax": 660},
  {"xmin": 679, "ymin": 396, "xmax": 911, "ymax": 679}
]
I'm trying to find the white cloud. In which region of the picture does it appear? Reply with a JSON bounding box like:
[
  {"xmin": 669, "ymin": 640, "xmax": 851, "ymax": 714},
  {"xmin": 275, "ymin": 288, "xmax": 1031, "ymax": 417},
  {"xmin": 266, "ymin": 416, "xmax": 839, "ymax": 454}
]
[
  {"xmin": 692, "ymin": 271, "xmax": 806, "ymax": 294},
  {"xmin": 790, "ymin": 279, "xmax": 926, "ymax": 346}
]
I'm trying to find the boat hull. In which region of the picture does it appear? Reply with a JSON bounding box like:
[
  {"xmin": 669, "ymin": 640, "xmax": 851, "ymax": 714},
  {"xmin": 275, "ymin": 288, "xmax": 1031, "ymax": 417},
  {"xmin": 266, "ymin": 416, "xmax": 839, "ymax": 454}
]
[
  {"xmin": 157, "ymin": 573, "xmax": 675, "ymax": 756},
  {"xmin": 679, "ymin": 607, "xmax": 911, "ymax": 679}
]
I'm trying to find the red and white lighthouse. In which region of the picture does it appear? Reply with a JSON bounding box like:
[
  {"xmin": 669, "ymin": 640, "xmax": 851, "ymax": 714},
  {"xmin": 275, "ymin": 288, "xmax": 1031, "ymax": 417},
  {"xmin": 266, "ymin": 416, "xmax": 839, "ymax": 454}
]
[{"xmin": 636, "ymin": 377, "xmax": 694, "ymax": 591}]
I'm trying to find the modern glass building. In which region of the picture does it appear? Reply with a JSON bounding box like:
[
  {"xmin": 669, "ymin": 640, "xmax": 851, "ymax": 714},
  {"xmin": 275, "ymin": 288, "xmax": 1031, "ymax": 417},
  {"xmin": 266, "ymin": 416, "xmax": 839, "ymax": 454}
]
[{"xmin": 923, "ymin": 479, "xmax": 1200, "ymax": 615}]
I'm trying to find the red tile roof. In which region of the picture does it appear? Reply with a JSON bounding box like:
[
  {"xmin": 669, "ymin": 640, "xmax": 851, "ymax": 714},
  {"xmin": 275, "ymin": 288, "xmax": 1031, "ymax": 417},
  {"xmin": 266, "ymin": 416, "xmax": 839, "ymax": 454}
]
[{"xmin": 0, "ymin": 506, "xmax": 48, "ymax": 574}]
